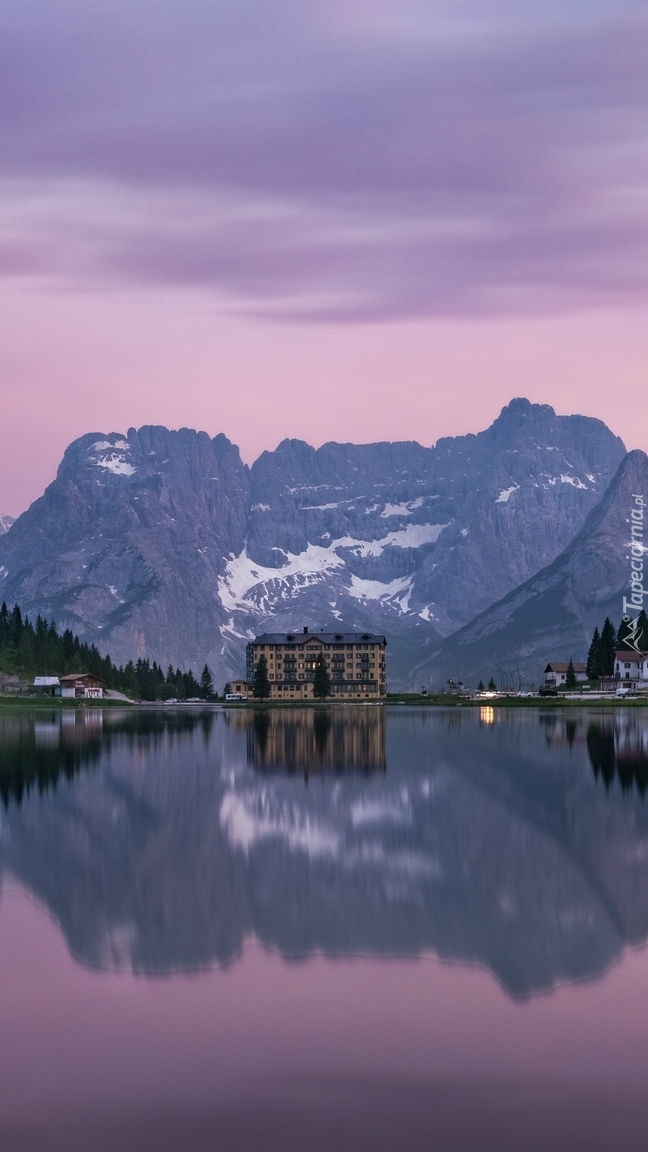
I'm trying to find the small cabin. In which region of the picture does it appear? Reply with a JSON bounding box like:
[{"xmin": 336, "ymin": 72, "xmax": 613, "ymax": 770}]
[
  {"xmin": 227, "ymin": 680, "xmax": 252, "ymax": 700},
  {"xmin": 33, "ymin": 676, "xmax": 61, "ymax": 697}
]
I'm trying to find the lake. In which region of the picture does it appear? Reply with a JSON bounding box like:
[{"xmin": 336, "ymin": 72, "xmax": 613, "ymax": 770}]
[{"xmin": 2, "ymin": 704, "xmax": 648, "ymax": 1150}]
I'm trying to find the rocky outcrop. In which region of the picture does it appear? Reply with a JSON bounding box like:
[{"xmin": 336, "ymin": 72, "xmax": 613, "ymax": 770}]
[
  {"xmin": 0, "ymin": 515, "xmax": 14, "ymax": 536},
  {"xmin": 0, "ymin": 401, "xmax": 626, "ymax": 687}
]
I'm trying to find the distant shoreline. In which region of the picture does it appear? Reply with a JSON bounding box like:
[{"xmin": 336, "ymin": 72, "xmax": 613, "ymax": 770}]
[{"xmin": 1, "ymin": 694, "xmax": 648, "ymax": 710}]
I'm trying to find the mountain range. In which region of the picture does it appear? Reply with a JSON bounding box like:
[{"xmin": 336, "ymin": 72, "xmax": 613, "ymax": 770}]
[{"xmin": 0, "ymin": 399, "xmax": 632, "ymax": 687}]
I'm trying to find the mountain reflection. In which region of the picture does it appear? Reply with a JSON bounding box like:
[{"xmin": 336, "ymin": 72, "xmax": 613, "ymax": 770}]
[{"xmin": 4, "ymin": 705, "xmax": 648, "ymax": 997}]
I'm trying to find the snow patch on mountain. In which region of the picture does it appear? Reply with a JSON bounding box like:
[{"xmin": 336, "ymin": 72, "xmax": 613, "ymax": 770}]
[
  {"xmin": 219, "ymin": 526, "xmax": 448, "ymax": 612},
  {"xmin": 90, "ymin": 439, "xmax": 136, "ymax": 477},
  {"xmin": 348, "ymin": 575, "xmax": 413, "ymax": 609},
  {"xmin": 560, "ymin": 474, "xmax": 588, "ymax": 488},
  {"xmin": 496, "ymin": 485, "xmax": 519, "ymax": 503},
  {"xmin": 381, "ymin": 498, "xmax": 425, "ymax": 517},
  {"xmin": 544, "ymin": 474, "xmax": 589, "ymax": 489}
]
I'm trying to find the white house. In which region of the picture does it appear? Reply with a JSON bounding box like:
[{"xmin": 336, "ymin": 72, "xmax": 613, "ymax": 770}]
[
  {"xmin": 544, "ymin": 662, "xmax": 588, "ymax": 687},
  {"xmin": 614, "ymin": 650, "xmax": 648, "ymax": 687}
]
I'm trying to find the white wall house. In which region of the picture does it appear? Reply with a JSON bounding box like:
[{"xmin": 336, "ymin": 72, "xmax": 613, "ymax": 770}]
[
  {"xmin": 614, "ymin": 651, "xmax": 648, "ymax": 686},
  {"xmin": 544, "ymin": 662, "xmax": 588, "ymax": 687}
]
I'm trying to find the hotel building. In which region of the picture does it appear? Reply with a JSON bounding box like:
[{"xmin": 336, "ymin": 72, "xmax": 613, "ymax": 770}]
[{"xmin": 243, "ymin": 627, "xmax": 387, "ymax": 700}]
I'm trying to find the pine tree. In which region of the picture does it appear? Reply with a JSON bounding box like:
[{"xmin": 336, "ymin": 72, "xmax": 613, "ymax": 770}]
[
  {"xmin": 200, "ymin": 664, "xmax": 215, "ymax": 700},
  {"xmin": 566, "ymin": 659, "xmax": 577, "ymax": 688},
  {"xmin": 122, "ymin": 661, "xmax": 139, "ymax": 699},
  {"xmin": 477, "ymin": 680, "xmax": 485, "ymax": 692},
  {"xmin": 488, "ymin": 677, "xmax": 497, "ymax": 691},
  {"xmin": 598, "ymin": 617, "xmax": 617, "ymax": 678},
  {"xmin": 313, "ymin": 653, "xmax": 331, "ymax": 701},
  {"xmin": 586, "ymin": 626, "xmax": 601, "ymax": 679},
  {"xmin": 253, "ymin": 653, "xmax": 270, "ymax": 699},
  {"xmin": 9, "ymin": 603, "xmax": 23, "ymax": 648}
]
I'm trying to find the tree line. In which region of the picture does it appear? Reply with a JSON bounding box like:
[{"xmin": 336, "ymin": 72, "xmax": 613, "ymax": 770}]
[
  {"xmin": 586, "ymin": 610, "xmax": 648, "ymax": 679},
  {"xmin": 0, "ymin": 601, "xmax": 217, "ymax": 701}
]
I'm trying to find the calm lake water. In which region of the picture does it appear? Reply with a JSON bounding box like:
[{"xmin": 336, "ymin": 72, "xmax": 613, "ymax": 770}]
[{"xmin": 2, "ymin": 704, "xmax": 648, "ymax": 1151}]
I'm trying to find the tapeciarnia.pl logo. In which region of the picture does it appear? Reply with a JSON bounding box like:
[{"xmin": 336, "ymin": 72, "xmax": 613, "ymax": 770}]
[{"xmin": 623, "ymin": 493, "xmax": 646, "ymax": 653}]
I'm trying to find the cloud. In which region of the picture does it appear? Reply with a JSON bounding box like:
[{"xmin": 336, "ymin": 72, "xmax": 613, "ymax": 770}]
[{"xmin": 1, "ymin": 0, "xmax": 648, "ymax": 320}]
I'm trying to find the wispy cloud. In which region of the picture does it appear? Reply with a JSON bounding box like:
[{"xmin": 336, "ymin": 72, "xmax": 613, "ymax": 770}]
[{"xmin": 2, "ymin": 0, "xmax": 648, "ymax": 320}]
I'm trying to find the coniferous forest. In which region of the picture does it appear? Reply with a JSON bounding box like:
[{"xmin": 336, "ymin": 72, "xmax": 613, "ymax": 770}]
[{"xmin": 0, "ymin": 601, "xmax": 217, "ymax": 701}]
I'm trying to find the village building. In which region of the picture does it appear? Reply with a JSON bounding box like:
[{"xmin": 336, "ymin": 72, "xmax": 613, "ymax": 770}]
[
  {"xmin": 33, "ymin": 676, "xmax": 61, "ymax": 697},
  {"xmin": 543, "ymin": 662, "xmax": 588, "ymax": 688},
  {"xmin": 613, "ymin": 650, "xmax": 648, "ymax": 689},
  {"xmin": 244, "ymin": 628, "xmax": 387, "ymax": 700},
  {"xmin": 58, "ymin": 673, "xmax": 104, "ymax": 699},
  {"xmin": 228, "ymin": 680, "xmax": 252, "ymax": 699}
]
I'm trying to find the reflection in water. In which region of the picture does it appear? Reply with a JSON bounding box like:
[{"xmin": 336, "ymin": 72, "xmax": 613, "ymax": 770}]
[
  {"xmin": 4, "ymin": 706, "xmax": 648, "ymax": 996},
  {"xmin": 247, "ymin": 706, "xmax": 386, "ymax": 776},
  {"xmin": 587, "ymin": 715, "xmax": 648, "ymax": 794},
  {"xmin": 0, "ymin": 708, "xmax": 214, "ymax": 807}
]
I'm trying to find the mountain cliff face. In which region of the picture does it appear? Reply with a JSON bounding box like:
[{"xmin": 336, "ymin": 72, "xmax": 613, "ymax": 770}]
[
  {"xmin": 0, "ymin": 515, "xmax": 14, "ymax": 536},
  {"xmin": 0, "ymin": 400, "xmax": 626, "ymax": 686},
  {"xmin": 422, "ymin": 449, "xmax": 648, "ymax": 688}
]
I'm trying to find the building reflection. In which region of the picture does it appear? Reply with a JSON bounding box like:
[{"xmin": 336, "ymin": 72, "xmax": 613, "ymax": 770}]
[
  {"xmin": 587, "ymin": 714, "xmax": 648, "ymax": 794},
  {"xmin": 247, "ymin": 707, "xmax": 386, "ymax": 777}
]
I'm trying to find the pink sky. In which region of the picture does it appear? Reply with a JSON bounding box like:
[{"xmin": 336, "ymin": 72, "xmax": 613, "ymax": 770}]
[{"xmin": 2, "ymin": 0, "xmax": 648, "ymax": 514}]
